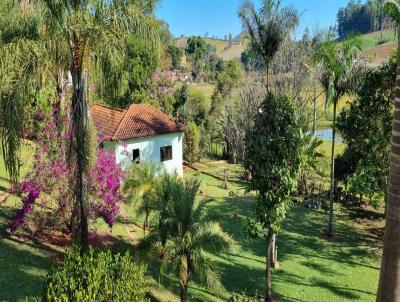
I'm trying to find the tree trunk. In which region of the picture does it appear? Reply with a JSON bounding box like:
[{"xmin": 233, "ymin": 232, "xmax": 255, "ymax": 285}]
[
  {"xmin": 143, "ymin": 211, "xmax": 149, "ymax": 234},
  {"xmin": 327, "ymin": 100, "xmax": 337, "ymax": 237},
  {"xmin": 179, "ymin": 256, "xmax": 191, "ymax": 302},
  {"xmin": 55, "ymin": 67, "xmax": 66, "ymax": 159},
  {"xmin": 265, "ymin": 228, "xmax": 274, "ymax": 302},
  {"xmin": 313, "ymin": 83, "xmax": 317, "ymax": 135},
  {"xmin": 179, "ymin": 281, "xmax": 188, "ymax": 302},
  {"xmin": 224, "ymin": 169, "xmax": 228, "ymax": 189},
  {"xmin": 71, "ymin": 40, "xmax": 89, "ymax": 250},
  {"xmin": 376, "ymin": 27, "xmax": 400, "ymax": 302}
]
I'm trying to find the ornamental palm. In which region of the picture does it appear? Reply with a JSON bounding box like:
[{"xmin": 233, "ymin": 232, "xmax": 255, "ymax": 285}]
[
  {"xmin": 312, "ymin": 35, "xmax": 364, "ymax": 237},
  {"xmin": 140, "ymin": 177, "xmax": 233, "ymax": 302},
  {"xmin": 376, "ymin": 2, "xmax": 400, "ymax": 301},
  {"xmin": 123, "ymin": 162, "xmax": 160, "ymax": 233},
  {"xmin": 238, "ymin": 0, "xmax": 299, "ymax": 90},
  {"xmin": 1, "ymin": 0, "xmax": 160, "ymax": 249},
  {"xmin": 163, "ymin": 178, "xmax": 233, "ymax": 302}
]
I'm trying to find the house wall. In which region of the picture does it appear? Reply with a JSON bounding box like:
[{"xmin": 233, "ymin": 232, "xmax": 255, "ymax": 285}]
[{"xmin": 103, "ymin": 132, "xmax": 184, "ymax": 176}]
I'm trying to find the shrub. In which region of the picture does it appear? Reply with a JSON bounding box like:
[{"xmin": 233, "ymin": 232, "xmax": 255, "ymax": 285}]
[
  {"xmin": 42, "ymin": 247, "xmax": 148, "ymax": 302},
  {"xmin": 228, "ymin": 292, "xmax": 263, "ymax": 302},
  {"xmin": 184, "ymin": 121, "xmax": 201, "ymax": 165}
]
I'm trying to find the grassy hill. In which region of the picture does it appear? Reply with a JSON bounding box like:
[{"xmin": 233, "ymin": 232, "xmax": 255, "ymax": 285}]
[
  {"xmin": 175, "ymin": 37, "xmax": 232, "ymax": 54},
  {"xmin": 175, "ymin": 37, "xmax": 244, "ymax": 61},
  {"xmin": 175, "ymin": 30, "xmax": 397, "ymax": 64}
]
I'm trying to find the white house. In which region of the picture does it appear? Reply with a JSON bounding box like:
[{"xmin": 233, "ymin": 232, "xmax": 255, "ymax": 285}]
[{"xmin": 91, "ymin": 103, "xmax": 185, "ymax": 176}]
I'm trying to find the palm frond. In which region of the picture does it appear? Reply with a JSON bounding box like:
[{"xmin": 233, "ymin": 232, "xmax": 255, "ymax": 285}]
[
  {"xmin": 193, "ymin": 221, "xmax": 234, "ymax": 253},
  {"xmin": 191, "ymin": 249, "xmax": 224, "ymax": 295},
  {"xmin": 385, "ymin": 0, "xmax": 400, "ymax": 22},
  {"xmin": 0, "ymin": 38, "xmax": 46, "ymax": 181}
]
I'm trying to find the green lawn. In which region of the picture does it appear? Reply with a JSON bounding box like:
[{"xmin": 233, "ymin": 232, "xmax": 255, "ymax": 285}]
[
  {"xmin": 160, "ymin": 169, "xmax": 381, "ymax": 302},
  {"xmin": 0, "ymin": 143, "xmax": 382, "ymax": 302}
]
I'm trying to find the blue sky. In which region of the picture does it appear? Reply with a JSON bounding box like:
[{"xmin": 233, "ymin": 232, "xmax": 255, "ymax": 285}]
[{"xmin": 156, "ymin": 0, "xmax": 355, "ymax": 39}]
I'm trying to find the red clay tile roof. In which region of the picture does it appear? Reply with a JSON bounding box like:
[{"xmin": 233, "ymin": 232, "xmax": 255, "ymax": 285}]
[{"xmin": 91, "ymin": 104, "xmax": 185, "ymax": 141}]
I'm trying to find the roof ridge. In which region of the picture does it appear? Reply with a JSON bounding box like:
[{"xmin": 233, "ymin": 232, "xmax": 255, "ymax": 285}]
[
  {"xmin": 92, "ymin": 103, "xmax": 126, "ymax": 113},
  {"xmin": 112, "ymin": 103, "xmax": 137, "ymax": 140}
]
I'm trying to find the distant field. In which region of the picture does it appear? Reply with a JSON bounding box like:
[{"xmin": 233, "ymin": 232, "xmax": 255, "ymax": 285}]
[
  {"xmin": 357, "ymin": 30, "xmax": 396, "ymax": 50},
  {"xmin": 175, "ymin": 37, "xmax": 243, "ymax": 61},
  {"xmin": 175, "ymin": 37, "xmax": 231, "ymax": 54},
  {"xmin": 218, "ymin": 42, "xmax": 244, "ymax": 60}
]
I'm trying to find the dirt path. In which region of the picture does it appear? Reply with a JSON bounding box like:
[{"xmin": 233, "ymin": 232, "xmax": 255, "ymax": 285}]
[{"xmin": 118, "ymin": 206, "xmax": 138, "ymax": 245}]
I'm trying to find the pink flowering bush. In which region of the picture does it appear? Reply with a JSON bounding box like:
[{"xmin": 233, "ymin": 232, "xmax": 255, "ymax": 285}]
[{"xmin": 9, "ymin": 107, "xmax": 124, "ymax": 236}]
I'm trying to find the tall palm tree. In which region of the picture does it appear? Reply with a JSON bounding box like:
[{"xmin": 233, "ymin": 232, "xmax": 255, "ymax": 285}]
[
  {"xmin": 376, "ymin": 2, "xmax": 400, "ymax": 301},
  {"xmin": 238, "ymin": 0, "xmax": 299, "ymax": 90},
  {"xmin": 123, "ymin": 162, "xmax": 160, "ymax": 233},
  {"xmin": 313, "ymin": 35, "xmax": 364, "ymax": 237},
  {"xmin": 0, "ymin": 0, "xmax": 160, "ymax": 249}
]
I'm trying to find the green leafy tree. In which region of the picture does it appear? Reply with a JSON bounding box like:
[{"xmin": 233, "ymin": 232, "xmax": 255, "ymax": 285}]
[
  {"xmin": 243, "ymin": 92, "xmax": 302, "ymax": 302},
  {"xmin": 184, "ymin": 121, "xmax": 201, "ymax": 165},
  {"xmin": 238, "ymin": 0, "xmax": 299, "ymax": 90},
  {"xmin": 167, "ymin": 44, "xmax": 183, "ymax": 70},
  {"xmin": 313, "ymin": 34, "xmax": 364, "ymax": 237},
  {"xmin": 184, "ymin": 88, "xmax": 209, "ymax": 126},
  {"xmin": 337, "ymin": 0, "xmax": 386, "ymax": 39},
  {"xmin": 107, "ymin": 37, "xmax": 159, "ymax": 108},
  {"xmin": 173, "ymin": 84, "xmax": 189, "ymax": 119},
  {"xmin": 336, "ymin": 57, "xmax": 395, "ymax": 208},
  {"xmin": 185, "ymin": 36, "xmax": 207, "ymax": 80}
]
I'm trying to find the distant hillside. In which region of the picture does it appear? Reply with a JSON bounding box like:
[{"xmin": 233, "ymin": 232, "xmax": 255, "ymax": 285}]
[
  {"xmin": 218, "ymin": 42, "xmax": 245, "ymax": 60},
  {"xmin": 174, "ymin": 30, "xmax": 397, "ymax": 65},
  {"xmin": 357, "ymin": 30, "xmax": 397, "ymax": 67},
  {"xmin": 175, "ymin": 37, "xmax": 243, "ymax": 61}
]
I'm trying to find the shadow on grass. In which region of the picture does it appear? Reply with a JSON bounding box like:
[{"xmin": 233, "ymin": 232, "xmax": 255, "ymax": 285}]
[
  {"xmin": 0, "ymin": 239, "xmax": 51, "ymax": 302},
  {"xmin": 0, "ymin": 204, "xmax": 16, "ymax": 236},
  {"xmin": 204, "ymin": 192, "xmax": 381, "ymax": 300},
  {"xmin": 278, "ymin": 205, "xmax": 381, "ymax": 267},
  {"xmin": 274, "ymin": 270, "xmax": 375, "ymax": 300}
]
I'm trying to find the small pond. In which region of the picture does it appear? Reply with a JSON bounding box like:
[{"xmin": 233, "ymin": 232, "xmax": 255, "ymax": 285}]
[{"xmin": 313, "ymin": 128, "xmax": 343, "ymax": 143}]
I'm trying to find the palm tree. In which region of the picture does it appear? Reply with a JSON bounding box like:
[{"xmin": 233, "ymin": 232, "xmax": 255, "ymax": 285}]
[
  {"xmin": 123, "ymin": 162, "xmax": 160, "ymax": 233},
  {"xmin": 376, "ymin": 2, "xmax": 400, "ymax": 300},
  {"xmin": 313, "ymin": 35, "xmax": 364, "ymax": 237},
  {"xmin": 0, "ymin": 0, "xmax": 160, "ymax": 249},
  {"xmin": 238, "ymin": 0, "xmax": 299, "ymax": 90},
  {"xmin": 141, "ymin": 177, "xmax": 233, "ymax": 302},
  {"xmin": 165, "ymin": 178, "xmax": 233, "ymax": 302}
]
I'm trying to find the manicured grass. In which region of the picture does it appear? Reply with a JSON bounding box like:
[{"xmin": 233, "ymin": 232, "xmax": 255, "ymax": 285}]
[
  {"xmin": 0, "ymin": 142, "xmax": 382, "ymax": 302},
  {"xmin": 0, "ymin": 141, "xmax": 35, "ymax": 193},
  {"xmin": 128, "ymin": 163, "xmax": 381, "ymax": 302},
  {"xmin": 0, "ymin": 237, "xmax": 51, "ymax": 302}
]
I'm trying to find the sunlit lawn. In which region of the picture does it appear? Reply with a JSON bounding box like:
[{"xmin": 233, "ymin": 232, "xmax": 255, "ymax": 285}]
[{"xmin": 0, "ymin": 140, "xmax": 382, "ymax": 302}]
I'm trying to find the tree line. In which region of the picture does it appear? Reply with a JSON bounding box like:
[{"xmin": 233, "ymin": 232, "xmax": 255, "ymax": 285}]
[{"xmin": 337, "ymin": 0, "xmax": 392, "ymax": 39}]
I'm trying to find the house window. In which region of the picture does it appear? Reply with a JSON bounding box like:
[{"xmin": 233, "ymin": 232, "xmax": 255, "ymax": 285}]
[
  {"xmin": 160, "ymin": 146, "xmax": 173, "ymax": 162},
  {"xmin": 132, "ymin": 149, "xmax": 140, "ymax": 164}
]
